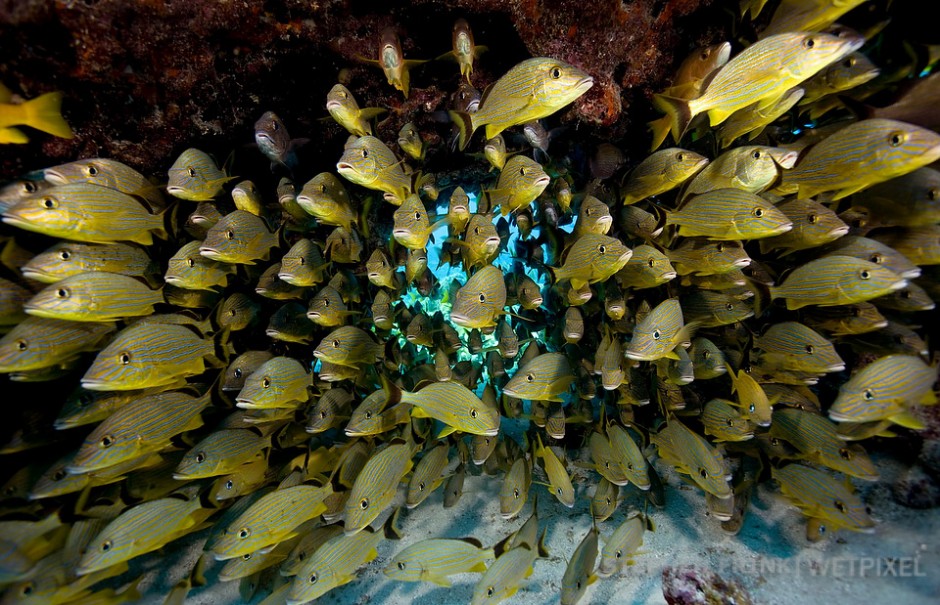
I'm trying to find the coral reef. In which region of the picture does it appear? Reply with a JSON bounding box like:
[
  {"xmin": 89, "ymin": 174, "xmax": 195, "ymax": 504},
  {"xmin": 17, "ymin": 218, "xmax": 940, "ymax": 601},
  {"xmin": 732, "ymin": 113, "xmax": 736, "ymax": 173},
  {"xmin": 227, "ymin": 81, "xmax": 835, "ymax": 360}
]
[{"xmin": 662, "ymin": 564, "xmax": 754, "ymax": 605}]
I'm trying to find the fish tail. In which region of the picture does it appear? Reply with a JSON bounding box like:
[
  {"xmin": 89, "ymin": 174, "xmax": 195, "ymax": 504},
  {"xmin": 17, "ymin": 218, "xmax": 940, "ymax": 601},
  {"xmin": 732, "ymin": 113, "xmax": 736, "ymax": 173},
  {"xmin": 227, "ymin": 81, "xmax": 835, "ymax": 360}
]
[
  {"xmin": 400, "ymin": 69, "xmax": 410, "ymax": 99},
  {"xmin": 447, "ymin": 110, "xmax": 475, "ymax": 151},
  {"xmin": 0, "ymin": 126, "xmax": 29, "ymax": 144},
  {"xmin": 383, "ymin": 506, "xmax": 403, "ymax": 539},
  {"xmin": 21, "ymin": 91, "xmax": 74, "ymax": 139},
  {"xmin": 652, "ymin": 94, "xmax": 691, "ymax": 144},
  {"xmin": 647, "ymin": 115, "xmax": 672, "ymax": 152}
]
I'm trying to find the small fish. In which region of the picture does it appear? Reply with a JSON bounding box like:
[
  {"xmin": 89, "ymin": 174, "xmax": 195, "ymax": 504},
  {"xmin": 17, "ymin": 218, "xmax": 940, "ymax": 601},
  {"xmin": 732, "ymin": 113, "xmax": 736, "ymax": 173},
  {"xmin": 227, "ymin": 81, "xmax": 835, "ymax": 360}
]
[
  {"xmin": 254, "ymin": 111, "xmax": 299, "ymax": 170},
  {"xmin": 622, "ymin": 148, "xmax": 709, "ymax": 205},
  {"xmin": 0, "ymin": 83, "xmax": 72, "ymax": 142},
  {"xmin": 440, "ymin": 18, "xmax": 486, "ymax": 80},
  {"xmin": 174, "ymin": 429, "xmax": 269, "ymax": 480},
  {"xmin": 326, "ymin": 84, "xmax": 386, "ymax": 137},
  {"xmin": 313, "ymin": 326, "xmax": 382, "ymax": 368},
  {"xmin": 0, "ymin": 317, "xmax": 115, "ymax": 374},
  {"xmin": 651, "ymin": 418, "xmax": 731, "ymax": 499},
  {"xmin": 761, "ymin": 0, "xmax": 870, "ymax": 38},
  {"xmin": 534, "ymin": 433, "xmax": 575, "ymax": 507},
  {"xmin": 619, "ymin": 205, "xmax": 662, "ymax": 240},
  {"xmin": 336, "ymin": 136, "xmax": 412, "ymax": 205},
  {"xmin": 450, "ymin": 265, "xmax": 507, "ymax": 330},
  {"xmin": 726, "ymin": 365, "xmax": 773, "ymax": 427},
  {"xmin": 470, "ymin": 544, "xmax": 538, "ymax": 605},
  {"xmin": 801, "ymin": 302, "xmax": 887, "ymax": 337},
  {"xmin": 278, "ymin": 238, "xmax": 328, "ymax": 287},
  {"xmin": 296, "ymin": 171, "xmax": 357, "ymax": 231},
  {"xmin": 772, "ymin": 464, "xmax": 875, "ymax": 535},
  {"xmin": 485, "ymin": 155, "xmax": 550, "ymax": 217},
  {"xmin": 680, "ymin": 290, "xmax": 754, "ymax": 328},
  {"xmin": 236, "ymin": 356, "xmax": 309, "ymax": 410},
  {"xmin": 829, "ymin": 354, "xmax": 937, "ymax": 429},
  {"xmin": 607, "ymin": 424, "xmax": 650, "ymax": 490},
  {"xmin": 718, "ymin": 86, "xmax": 805, "ymax": 147},
  {"xmin": 759, "ymin": 197, "xmax": 848, "ymax": 255},
  {"xmin": 44, "ymin": 157, "xmax": 163, "ymax": 210},
  {"xmin": 852, "ymin": 167, "xmax": 940, "ymax": 228},
  {"xmin": 799, "ymin": 51, "xmax": 880, "ymax": 109},
  {"xmin": 165, "ymin": 240, "xmax": 235, "ymax": 291},
  {"xmin": 483, "ymin": 134, "xmax": 508, "ymax": 171},
  {"xmin": 751, "ymin": 321, "xmax": 844, "ymax": 374},
  {"xmin": 821, "ymin": 235, "xmax": 921, "ymax": 279},
  {"xmin": 500, "ymin": 455, "xmax": 531, "ymax": 519},
  {"xmin": 590, "ymin": 478, "xmax": 619, "ymax": 522},
  {"xmin": 777, "ymin": 119, "xmax": 940, "ymax": 200},
  {"xmin": 344, "ymin": 439, "xmax": 413, "ymax": 534},
  {"xmin": 702, "ymin": 398, "xmax": 755, "ymax": 442},
  {"xmin": 200, "ymin": 210, "xmax": 278, "ymax": 265},
  {"xmin": 454, "ymin": 214, "xmax": 501, "ymax": 271},
  {"xmin": 3, "ymin": 182, "xmax": 167, "ymax": 245},
  {"xmin": 552, "ymin": 234, "xmax": 632, "ymax": 291},
  {"xmin": 689, "ymin": 337, "xmax": 727, "ymax": 380},
  {"xmin": 406, "ymin": 443, "xmax": 450, "ymax": 509},
  {"xmin": 625, "ymin": 298, "xmax": 694, "ymax": 362},
  {"xmin": 393, "ymin": 194, "xmax": 444, "ymax": 249},
  {"xmin": 589, "ymin": 142, "xmax": 626, "ymax": 180},
  {"xmin": 397, "ymin": 122, "xmax": 425, "ymax": 161},
  {"xmin": 596, "ymin": 513, "xmax": 645, "ymax": 577},
  {"xmin": 574, "ymin": 196, "xmax": 612, "ymax": 238},
  {"xmin": 399, "ymin": 381, "xmax": 501, "ymax": 437},
  {"xmin": 372, "ymin": 27, "xmax": 427, "ymax": 98},
  {"xmin": 24, "ymin": 272, "xmax": 162, "ymax": 322},
  {"xmin": 769, "ymin": 255, "xmax": 907, "ymax": 309},
  {"xmin": 681, "ymin": 146, "xmax": 798, "ymax": 200},
  {"xmin": 266, "ymin": 301, "xmax": 317, "ymax": 345},
  {"xmin": 385, "ymin": 537, "xmax": 493, "ymax": 586},
  {"xmin": 217, "ymin": 293, "xmax": 260, "ymax": 332},
  {"xmin": 769, "ymin": 408, "xmax": 878, "ymax": 481},
  {"xmin": 503, "ymin": 352, "xmax": 574, "ymax": 402},
  {"xmin": 231, "ymin": 180, "xmax": 264, "ymax": 217},
  {"xmin": 450, "ymin": 57, "xmax": 593, "ymax": 150},
  {"xmin": 444, "ymin": 461, "xmax": 467, "ymax": 508},
  {"xmin": 22, "ymin": 241, "xmax": 157, "ymax": 286},
  {"xmin": 665, "ymin": 188, "xmax": 792, "ymax": 240},
  {"xmin": 616, "ymin": 244, "xmax": 677, "ymax": 289},
  {"xmin": 560, "ymin": 520, "xmax": 598, "ymax": 605},
  {"xmin": 305, "ymin": 285, "xmax": 356, "ymax": 328},
  {"xmin": 166, "ymin": 148, "xmax": 235, "ymax": 201}
]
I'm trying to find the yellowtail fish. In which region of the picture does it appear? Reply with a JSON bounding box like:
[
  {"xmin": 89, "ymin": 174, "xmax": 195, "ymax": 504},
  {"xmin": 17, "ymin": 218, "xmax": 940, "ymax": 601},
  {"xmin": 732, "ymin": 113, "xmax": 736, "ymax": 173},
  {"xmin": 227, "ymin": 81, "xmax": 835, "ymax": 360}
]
[
  {"xmin": 625, "ymin": 298, "xmax": 694, "ymax": 361},
  {"xmin": 622, "ymin": 148, "xmax": 708, "ymax": 205},
  {"xmin": 702, "ymin": 398, "xmax": 755, "ymax": 442},
  {"xmin": 217, "ymin": 292, "xmax": 260, "ymax": 332},
  {"xmin": 596, "ymin": 513, "xmax": 645, "ymax": 577},
  {"xmin": 500, "ymin": 455, "xmax": 531, "ymax": 519},
  {"xmin": 55, "ymin": 386, "xmax": 161, "ymax": 430},
  {"xmin": 326, "ymin": 84, "xmax": 385, "ymax": 137},
  {"xmin": 166, "ymin": 148, "xmax": 235, "ymax": 201},
  {"xmin": 336, "ymin": 135, "xmax": 412, "ymax": 204},
  {"xmin": 406, "ymin": 443, "xmax": 450, "ymax": 508},
  {"xmin": 165, "ymin": 240, "xmax": 234, "ymax": 291},
  {"xmin": 450, "ymin": 265, "xmax": 507, "ymax": 330},
  {"xmin": 772, "ymin": 463, "xmax": 875, "ymax": 535},
  {"xmin": 725, "ymin": 364, "xmax": 773, "ymax": 427},
  {"xmin": 370, "ymin": 288, "xmax": 396, "ymax": 331},
  {"xmin": 372, "ymin": 27, "xmax": 426, "ymax": 98},
  {"xmin": 67, "ymin": 389, "xmax": 209, "ymax": 474},
  {"xmin": 174, "ymin": 429, "xmax": 269, "ymax": 479},
  {"xmin": 616, "ymin": 244, "xmax": 677, "ymax": 289},
  {"xmin": 769, "ymin": 255, "xmax": 907, "ymax": 309},
  {"xmin": 81, "ymin": 320, "xmax": 217, "ymax": 391},
  {"xmin": 680, "ymin": 290, "xmax": 754, "ymax": 328},
  {"xmin": 398, "ymin": 380, "xmax": 501, "ymax": 437},
  {"xmin": 484, "ymin": 135, "xmax": 508, "ymax": 171},
  {"xmin": 874, "ymin": 282, "xmax": 934, "ymax": 313},
  {"xmin": 718, "ymin": 86, "xmax": 805, "ymax": 147},
  {"xmin": 681, "ymin": 146, "xmax": 798, "ymax": 200},
  {"xmin": 212, "ymin": 484, "xmax": 333, "ymax": 560},
  {"xmin": 230, "ymin": 179, "xmax": 264, "ymax": 217},
  {"xmin": 651, "ymin": 419, "xmax": 732, "ymax": 499},
  {"xmin": 344, "ymin": 439, "xmax": 413, "ymax": 534},
  {"xmin": 552, "ymin": 233, "xmax": 632, "ymax": 291},
  {"xmin": 534, "ymin": 433, "xmax": 575, "ymax": 507},
  {"xmin": 589, "ymin": 430, "xmax": 630, "ymax": 487},
  {"xmin": 829, "ymin": 354, "xmax": 937, "ymax": 428},
  {"xmin": 454, "ymin": 213, "xmax": 501, "ymax": 271},
  {"xmin": 0, "ymin": 317, "xmax": 114, "ymax": 374},
  {"xmin": 393, "ymin": 194, "xmax": 444, "ymax": 249},
  {"xmin": 751, "ymin": 321, "xmax": 844, "ymax": 374},
  {"xmin": 574, "ymin": 195, "xmax": 612, "ymax": 238},
  {"xmin": 870, "ymin": 225, "xmax": 940, "ymax": 267},
  {"xmin": 287, "ymin": 511, "xmax": 399, "ymax": 605},
  {"xmin": 655, "ymin": 32, "xmax": 861, "ymax": 141},
  {"xmin": 503, "ymin": 352, "xmax": 574, "ymax": 401},
  {"xmin": 24, "ymin": 272, "xmax": 162, "ymax": 322},
  {"xmin": 759, "ymin": 197, "xmax": 848, "ymax": 256},
  {"xmin": 449, "ymin": 57, "xmax": 593, "ymax": 150},
  {"xmin": 3, "ymin": 182, "xmax": 167, "ymax": 245},
  {"xmin": 385, "ymin": 536, "xmax": 494, "ymax": 586},
  {"xmin": 266, "ymin": 301, "xmax": 317, "ymax": 345},
  {"xmin": 761, "ymin": 0, "xmax": 870, "ymax": 38},
  {"xmin": 665, "ymin": 188, "xmax": 792, "ymax": 240},
  {"xmin": 0, "ymin": 82, "xmax": 71, "ymax": 144},
  {"xmin": 280, "ymin": 525, "xmax": 345, "ymax": 577},
  {"xmin": 306, "ymin": 387, "xmax": 354, "ymax": 433},
  {"xmin": 485, "ymin": 155, "xmax": 550, "ymax": 217},
  {"xmin": 306, "ymin": 285, "xmax": 357, "ymax": 327},
  {"xmin": 199, "ymin": 210, "xmax": 277, "ymax": 265},
  {"xmin": 76, "ymin": 496, "xmax": 208, "ymax": 576},
  {"xmin": 209, "ymin": 455, "xmax": 271, "ymax": 502},
  {"xmin": 560, "ymin": 519, "xmax": 598, "ymax": 605},
  {"xmin": 325, "ymin": 226, "xmax": 365, "ymax": 264},
  {"xmin": 447, "ymin": 186, "xmax": 472, "ymax": 236},
  {"xmin": 313, "ymin": 325, "xmax": 382, "ymax": 368},
  {"xmin": 22, "ymin": 241, "xmax": 157, "ymax": 286},
  {"xmin": 44, "ymin": 157, "xmax": 163, "ymax": 210},
  {"xmin": 296, "ymin": 171, "xmax": 357, "ymax": 231},
  {"xmin": 471, "ymin": 543, "xmax": 538, "ymax": 605},
  {"xmin": 777, "ymin": 119, "xmax": 940, "ymax": 200},
  {"xmin": 769, "ymin": 408, "xmax": 878, "ymax": 481}
]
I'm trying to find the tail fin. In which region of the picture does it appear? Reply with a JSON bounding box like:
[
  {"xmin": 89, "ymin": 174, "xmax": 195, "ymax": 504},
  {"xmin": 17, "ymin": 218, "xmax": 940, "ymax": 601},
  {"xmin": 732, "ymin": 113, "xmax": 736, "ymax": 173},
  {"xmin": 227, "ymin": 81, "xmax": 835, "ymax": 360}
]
[
  {"xmin": 652, "ymin": 94, "xmax": 691, "ymax": 144},
  {"xmin": 0, "ymin": 127, "xmax": 29, "ymax": 144},
  {"xmin": 447, "ymin": 110, "xmax": 475, "ymax": 151},
  {"xmin": 647, "ymin": 115, "xmax": 672, "ymax": 152},
  {"xmin": 22, "ymin": 92, "xmax": 73, "ymax": 139}
]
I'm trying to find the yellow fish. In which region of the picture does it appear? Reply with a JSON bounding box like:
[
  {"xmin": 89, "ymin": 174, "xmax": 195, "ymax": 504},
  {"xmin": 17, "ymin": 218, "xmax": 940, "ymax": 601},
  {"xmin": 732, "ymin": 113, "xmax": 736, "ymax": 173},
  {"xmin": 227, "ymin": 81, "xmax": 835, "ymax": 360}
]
[
  {"xmin": 326, "ymin": 84, "xmax": 386, "ymax": 137},
  {"xmin": 0, "ymin": 82, "xmax": 72, "ymax": 143}
]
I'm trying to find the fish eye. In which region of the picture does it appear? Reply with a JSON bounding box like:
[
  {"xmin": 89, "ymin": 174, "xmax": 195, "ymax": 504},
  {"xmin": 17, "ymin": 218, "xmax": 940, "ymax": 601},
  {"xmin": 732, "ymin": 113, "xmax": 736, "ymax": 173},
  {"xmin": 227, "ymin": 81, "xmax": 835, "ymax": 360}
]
[
  {"xmin": 20, "ymin": 583, "xmax": 33, "ymax": 596},
  {"xmin": 859, "ymin": 269, "xmax": 871, "ymax": 280},
  {"xmin": 469, "ymin": 408, "xmax": 478, "ymax": 418},
  {"xmin": 41, "ymin": 197, "xmax": 57, "ymax": 209},
  {"xmin": 652, "ymin": 330, "xmax": 661, "ymax": 340},
  {"xmin": 865, "ymin": 506, "xmax": 873, "ymax": 515},
  {"xmin": 59, "ymin": 249, "xmax": 71, "ymax": 260},
  {"xmin": 415, "ymin": 212, "xmax": 422, "ymax": 220},
  {"xmin": 753, "ymin": 207, "xmax": 764, "ymax": 218},
  {"xmin": 261, "ymin": 377, "xmax": 271, "ymax": 388},
  {"xmin": 15, "ymin": 339, "xmax": 27, "ymax": 351},
  {"xmin": 86, "ymin": 164, "xmax": 99, "ymax": 176},
  {"xmin": 807, "ymin": 213, "xmax": 818, "ymax": 224},
  {"xmin": 550, "ymin": 66, "xmax": 562, "ymax": 79},
  {"xmin": 225, "ymin": 480, "xmax": 235, "ymax": 489},
  {"xmin": 195, "ymin": 452, "xmax": 206, "ymax": 463},
  {"xmin": 338, "ymin": 90, "xmax": 347, "ymax": 99},
  {"xmin": 726, "ymin": 418, "xmax": 735, "ymax": 427},
  {"xmin": 359, "ymin": 497, "xmax": 369, "ymax": 509},
  {"xmin": 752, "ymin": 150, "xmax": 762, "ymax": 159},
  {"xmin": 186, "ymin": 257, "xmax": 196, "ymax": 267},
  {"xmin": 308, "ymin": 573, "xmax": 318, "ymax": 584},
  {"xmin": 237, "ymin": 527, "xmax": 251, "ymax": 539},
  {"xmin": 598, "ymin": 245, "xmax": 606, "ymax": 254},
  {"xmin": 834, "ymin": 499, "xmax": 847, "ymax": 513},
  {"xmin": 100, "ymin": 434, "xmax": 114, "ymax": 448},
  {"xmin": 53, "ymin": 469, "xmax": 66, "ymax": 480},
  {"xmin": 233, "ymin": 368, "xmax": 242, "ymax": 379},
  {"xmin": 397, "ymin": 561, "xmax": 406, "ymax": 570},
  {"xmin": 803, "ymin": 37, "xmax": 816, "ymax": 48},
  {"xmin": 748, "ymin": 403, "xmax": 756, "ymax": 413},
  {"xmin": 889, "ymin": 131, "xmax": 905, "ymax": 147},
  {"xmin": 225, "ymin": 230, "xmax": 235, "ymax": 240},
  {"xmin": 699, "ymin": 467, "xmax": 708, "ymax": 479},
  {"xmin": 271, "ymin": 121, "xmax": 279, "ymax": 131},
  {"xmin": 520, "ymin": 166, "xmax": 528, "ymax": 176},
  {"xmin": 56, "ymin": 287, "xmax": 70, "ymax": 298},
  {"xmin": 702, "ymin": 350, "xmax": 710, "ymax": 359},
  {"xmin": 526, "ymin": 373, "xmax": 535, "ymax": 382},
  {"xmin": 23, "ymin": 181, "xmax": 37, "ymax": 193},
  {"xmin": 863, "ymin": 389, "xmax": 874, "ymax": 400},
  {"xmin": 101, "ymin": 540, "xmax": 112, "ymax": 552},
  {"xmin": 479, "ymin": 293, "xmax": 486, "ymax": 302},
  {"xmin": 900, "ymin": 289, "xmax": 912, "ymax": 299},
  {"xmin": 487, "ymin": 587, "xmax": 495, "ymax": 597},
  {"xmin": 119, "ymin": 352, "xmax": 131, "ymax": 365},
  {"xmin": 513, "ymin": 488, "xmax": 520, "ymax": 499},
  {"xmin": 929, "ymin": 188, "xmax": 940, "ymax": 201},
  {"xmin": 805, "ymin": 345, "xmax": 814, "ymax": 354},
  {"xmin": 556, "ymin": 487, "xmax": 562, "ymax": 495},
  {"xmin": 360, "ymin": 148, "xmax": 369, "ymax": 158},
  {"xmin": 648, "ymin": 257, "xmax": 655, "ymax": 268},
  {"xmin": 616, "ymin": 549, "xmax": 623, "ymax": 559},
  {"xmin": 365, "ymin": 411, "xmax": 373, "ymax": 419},
  {"xmin": 418, "ymin": 481, "xmax": 426, "ymax": 492},
  {"xmin": 869, "ymin": 254, "xmax": 882, "ymax": 264},
  {"xmin": 839, "ymin": 447, "xmax": 852, "ymax": 460},
  {"xmin": 843, "ymin": 56, "xmax": 856, "ymax": 68},
  {"xmin": 332, "ymin": 339, "xmax": 340, "ymax": 348}
]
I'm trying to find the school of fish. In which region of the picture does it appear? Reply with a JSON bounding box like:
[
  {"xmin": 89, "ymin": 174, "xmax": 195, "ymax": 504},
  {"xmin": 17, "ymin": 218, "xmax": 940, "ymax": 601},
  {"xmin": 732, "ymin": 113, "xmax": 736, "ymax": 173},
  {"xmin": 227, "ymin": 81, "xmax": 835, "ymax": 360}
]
[{"xmin": 0, "ymin": 2, "xmax": 938, "ymax": 603}]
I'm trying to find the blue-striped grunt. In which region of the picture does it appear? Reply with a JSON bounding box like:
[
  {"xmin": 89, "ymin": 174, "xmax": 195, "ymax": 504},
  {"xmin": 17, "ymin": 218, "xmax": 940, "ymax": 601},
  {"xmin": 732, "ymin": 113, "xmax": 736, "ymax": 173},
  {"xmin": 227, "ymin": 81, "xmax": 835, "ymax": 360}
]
[
  {"xmin": 166, "ymin": 148, "xmax": 235, "ymax": 201},
  {"xmin": 24, "ymin": 272, "xmax": 162, "ymax": 322}
]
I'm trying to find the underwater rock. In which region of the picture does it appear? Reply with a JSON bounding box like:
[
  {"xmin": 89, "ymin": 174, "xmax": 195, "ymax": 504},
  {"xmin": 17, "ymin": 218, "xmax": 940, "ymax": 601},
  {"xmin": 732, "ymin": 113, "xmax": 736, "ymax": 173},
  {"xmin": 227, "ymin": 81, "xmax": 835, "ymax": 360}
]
[
  {"xmin": 662, "ymin": 564, "xmax": 754, "ymax": 605},
  {"xmin": 920, "ymin": 439, "xmax": 940, "ymax": 479},
  {"xmin": 893, "ymin": 465, "xmax": 940, "ymax": 509}
]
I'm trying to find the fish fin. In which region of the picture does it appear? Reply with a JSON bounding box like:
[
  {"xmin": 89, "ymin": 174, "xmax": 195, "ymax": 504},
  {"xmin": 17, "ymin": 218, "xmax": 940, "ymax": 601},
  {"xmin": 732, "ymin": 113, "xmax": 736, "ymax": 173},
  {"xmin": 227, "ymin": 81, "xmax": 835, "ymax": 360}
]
[
  {"xmin": 447, "ymin": 110, "xmax": 474, "ymax": 151},
  {"xmin": 435, "ymin": 50, "xmax": 456, "ymax": 62},
  {"xmin": 0, "ymin": 126, "xmax": 29, "ymax": 144},
  {"xmin": 358, "ymin": 107, "xmax": 387, "ymax": 120},
  {"xmin": 705, "ymin": 106, "xmax": 736, "ymax": 128},
  {"xmin": 21, "ymin": 91, "xmax": 74, "ymax": 139},
  {"xmin": 437, "ymin": 424, "xmax": 457, "ymax": 439},
  {"xmin": 427, "ymin": 574, "xmax": 453, "ymax": 587},
  {"xmin": 399, "ymin": 69, "xmax": 411, "ymax": 98},
  {"xmin": 468, "ymin": 561, "xmax": 487, "ymax": 574},
  {"xmin": 831, "ymin": 183, "xmax": 870, "ymax": 201},
  {"xmin": 889, "ymin": 410, "xmax": 925, "ymax": 430},
  {"xmin": 652, "ymin": 94, "xmax": 691, "ymax": 142},
  {"xmin": 647, "ymin": 115, "xmax": 672, "ymax": 152},
  {"xmin": 383, "ymin": 506, "xmax": 403, "ymax": 539}
]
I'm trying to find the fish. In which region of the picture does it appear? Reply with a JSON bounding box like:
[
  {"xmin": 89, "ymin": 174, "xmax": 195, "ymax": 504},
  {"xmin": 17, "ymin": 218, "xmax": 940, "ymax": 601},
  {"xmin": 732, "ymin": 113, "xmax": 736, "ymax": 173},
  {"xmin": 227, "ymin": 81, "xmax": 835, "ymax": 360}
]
[
  {"xmin": 534, "ymin": 433, "xmax": 575, "ymax": 508},
  {"xmin": 406, "ymin": 443, "xmax": 450, "ymax": 509},
  {"xmin": 174, "ymin": 429, "xmax": 269, "ymax": 480},
  {"xmin": 845, "ymin": 71, "xmax": 940, "ymax": 131},
  {"xmin": 0, "ymin": 317, "xmax": 115, "ymax": 374},
  {"xmin": 483, "ymin": 134, "xmax": 508, "ymax": 171},
  {"xmin": 621, "ymin": 148, "xmax": 709, "ymax": 205},
  {"xmin": 769, "ymin": 255, "xmax": 907, "ymax": 309},
  {"xmin": 344, "ymin": 439, "xmax": 413, "ymax": 534},
  {"xmin": 625, "ymin": 298, "xmax": 694, "ymax": 361},
  {"xmin": 254, "ymin": 111, "xmax": 299, "ymax": 170},
  {"xmin": 24, "ymin": 272, "xmax": 162, "ymax": 322},
  {"xmin": 801, "ymin": 301, "xmax": 887, "ymax": 337},
  {"xmin": 217, "ymin": 293, "xmax": 261, "ymax": 332},
  {"xmin": 664, "ymin": 188, "xmax": 792, "ymax": 240},
  {"xmin": 655, "ymin": 32, "xmax": 862, "ymax": 141},
  {"xmin": 450, "ymin": 57, "xmax": 593, "ymax": 150},
  {"xmin": 761, "ymin": 0, "xmax": 870, "ymax": 38},
  {"xmin": 725, "ymin": 364, "xmax": 773, "ymax": 427},
  {"xmin": 266, "ymin": 302, "xmax": 317, "ymax": 345},
  {"xmin": 397, "ymin": 122, "xmax": 425, "ymax": 161},
  {"xmin": 453, "ymin": 213, "xmax": 501, "ymax": 271},
  {"xmin": 385, "ymin": 537, "xmax": 494, "ymax": 586},
  {"xmin": 211, "ymin": 484, "xmax": 333, "ymax": 560},
  {"xmin": 296, "ymin": 172, "xmax": 357, "ymax": 232},
  {"xmin": 759, "ymin": 197, "xmax": 848, "ymax": 255},
  {"xmin": 230, "ymin": 179, "xmax": 264, "ymax": 217},
  {"xmin": 503, "ymin": 352, "xmax": 574, "ymax": 401},
  {"xmin": 590, "ymin": 477, "xmax": 619, "ymax": 522},
  {"xmin": 616, "ymin": 244, "xmax": 677, "ymax": 289},
  {"xmin": 81, "ymin": 319, "xmax": 218, "ymax": 391},
  {"xmin": 443, "ymin": 461, "xmax": 467, "ymax": 508},
  {"xmin": 0, "ymin": 83, "xmax": 72, "ymax": 142},
  {"xmin": 485, "ymin": 155, "xmax": 550, "ymax": 217},
  {"xmin": 471, "ymin": 544, "xmax": 539, "ymax": 605},
  {"xmin": 44, "ymin": 157, "xmax": 164, "ymax": 210},
  {"xmin": 500, "ymin": 455, "xmax": 531, "ymax": 519},
  {"xmin": 326, "ymin": 84, "xmax": 386, "ymax": 137},
  {"xmin": 166, "ymin": 148, "xmax": 235, "ymax": 201},
  {"xmin": 596, "ymin": 513, "xmax": 645, "ymax": 577},
  {"xmin": 313, "ymin": 326, "xmax": 382, "ymax": 368},
  {"xmin": 777, "ymin": 119, "xmax": 940, "ymax": 200},
  {"xmin": 852, "ymin": 167, "xmax": 940, "ymax": 228},
  {"xmin": 702, "ymin": 398, "xmax": 755, "ymax": 442},
  {"xmin": 681, "ymin": 146, "xmax": 798, "ymax": 200},
  {"xmin": 606, "ymin": 424, "xmax": 650, "ymax": 489},
  {"xmin": 200, "ymin": 210, "xmax": 278, "ymax": 265},
  {"xmin": 829, "ymin": 354, "xmax": 937, "ymax": 428},
  {"xmin": 450, "ymin": 265, "xmax": 507, "ymax": 330},
  {"xmin": 574, "ymin": 195, "xmax": 612, "ymax": 238},
  {"xmin": 165, "ymin": 240, "xmax": 235, "ymax": 291},
  {"xmin": 799, "ymin": 51, "xmax": 880, "ymax": 108},
  {"xmin": 393, "ymin": 194, "xmax": 444, "ymax": 249},
  {"xmin": 371, "ymin": 27, "xmax": 426, "ymax": 98},
  {"xmin": 399, "ymin": 381, "xmax": 501, "ymax": 437},
  {"xmin": 277, "ymin": 238, "xmax": 328, "ymax": 287},
  {"xmin": 689, "ymin": 337, "xmax": 727, "ymax": 380},
  {"xmin": 235, "ymin": 356, "xmax": 309, "ymax": 410},
  {"xmin": 618, "ymin": 205, "xmax": 662, "ymax": 240},
  {"xmin": 3, "ymin": 182, "xmax": 167, "ymax": 245},
  {"xmin": 772, "ymin": 464, "xmax": 875, "ymax": 535},
  {"xmin": 718, "ymin": 86, "xmax": 805, "ymax": 147},
  {"xmin": 305, "ymin": 285, "xmax": 356, "ymax": 328},
  {"xmin": 769, "ymin": 408, "xmax": 878, "ymax": 480},
  {"xmin": 680, "ymin": 290, "xmax": 754, "ymax": 328},
  {"xmin": 751, "ymin": 321, "xmax": 844, "ymax": 374},
  {"xmin": 560, "ymin": 520, "xmax": 598, "ymax": 605},
  {"xmin": 440, "ymin": 18, "xmax": 486, "ymax": 80},
  {"xmin": 651, "ymin": 418, "xmax": 732, "ymax": 499},
  {"xmin": 552, "ymin": 234, "xmax": 632, "ymax": 291},
  {"xmin": 336, "ymin": 135, "xmax": 412, "ymax": 205},
  {"xmin": 221, "ymin": 351, "xmax": 274, "ymax": 394},
  {"xmin": 22, "ymin": 241, "xmax": 157, "ymax": 286}
]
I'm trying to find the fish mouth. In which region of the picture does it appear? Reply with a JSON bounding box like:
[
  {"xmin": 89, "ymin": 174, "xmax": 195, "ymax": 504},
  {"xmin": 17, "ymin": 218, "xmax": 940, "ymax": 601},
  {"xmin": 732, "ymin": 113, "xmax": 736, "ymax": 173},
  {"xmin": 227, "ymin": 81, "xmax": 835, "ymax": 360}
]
[
  {"xmin": 889, "ymin": 279, "xmax": 908, "ymax": 291},
  {"xmin": 624, "ymin": 350, "xmax": 652, "ymax": 361},
  {"xmin": 479, "ymin": 427, "xmax": 500, "ymax": 437},
  {"xmin": 19, "ymin": 268, "xmax": 51, "ymax": 281},
  {"xmin": 733, "ymin": 258, "xmax": 752, "ymax": 268},
  {"xmin": 43, "ymin": 169, "xmax": 69, "ymax": 185},
  {"xmin": 528, "ymin": 297, "xmax": 544, "ymax": 307},
  {"xmin": 306, "ymin": 311, "xmax": 321, "ymax": 320},
  {"xmin": 392, "ymin": 228, "xmax": 410, "ymax": 238},
  {"xmin": 574, "ymin": 76, "xmax": 595, "ymax": 96},
  {"xmin": 770, "ymin": 222, "xmax": 793, "ymax": 235},
  {"xmin": 166, "ymin": 185, "xmax": 186, "ymax": 195},
  {"xmin": 312, "ymin": 350, "xmax": 325, "ymax": 359},
  {"xmin": 1, "ymin": 214, "xmax": 31, "ymax": 229},
  {"xmin": 899, "ymin": 268, "xmax": 921, "ymax": 279},
  {"xmin": 827, "ymin": 410, "xmax": 854, "ymax": 422},
  {"xmin": 828, "ymin": 226, "xmax": 850, "ymax": 238},
  {"xmin": 827, "ymin": 363, "xmax": 847, "ymax": 372},
  {"xmin": 80, "ymin": 378, "xmax": 112, "ymax": 391},
  {"xmin": 326, "ymin": 99, "xmax": 343, "ymax": 112},
  {"xmin": 336, "ymin": 162, "xmax": 355, "ymax": 173},
  {"xmin": 534, "ymin": 175, "xmax": 551, "ymax": 187},
  {"xmin": 661, "ymin": 271, "xmax": 678, "ymax": 280},
  {"xmin": 449, "ymin": 312, "xmax": 470, "ymax": 326},
  {"xmin": 198, "ymin": 246, "xmax": 222, "ymax": 260}
]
